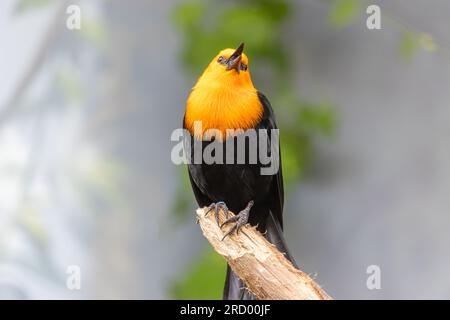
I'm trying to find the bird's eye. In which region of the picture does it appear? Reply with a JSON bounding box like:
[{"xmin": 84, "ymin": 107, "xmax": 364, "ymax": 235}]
[
  {"xmin": 240, "ymin": 63, "xmax": 248, "ymax": 71},
  {"xmin": 217, "ymin": 56, "xmax": 226, "ymax": 64}
]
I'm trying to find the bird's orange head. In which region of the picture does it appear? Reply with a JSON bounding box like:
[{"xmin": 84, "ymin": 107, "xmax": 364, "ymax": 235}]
[
  {"xmin": 195, "ymin": 43, "xmax": 252, "ymax": 87},
  {"xmin": 185, "ymin": 43, "xmax": 263, "ymax": 140}
]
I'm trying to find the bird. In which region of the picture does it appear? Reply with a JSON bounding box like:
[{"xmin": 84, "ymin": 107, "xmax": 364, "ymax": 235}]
[{"xmin": 183, "ymin": 43, "xmax": 297, "ymax": 300}]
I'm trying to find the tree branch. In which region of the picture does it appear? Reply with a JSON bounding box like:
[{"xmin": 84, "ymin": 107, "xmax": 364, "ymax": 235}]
[{"xmin": 196, "ymin": 207, "xmax": 332, "ymax": 300}]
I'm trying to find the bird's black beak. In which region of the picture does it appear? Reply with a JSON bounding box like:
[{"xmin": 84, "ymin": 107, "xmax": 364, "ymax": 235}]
[{"xmin": 226, "ymin": 43, "xmax": 244, "ymax": 73}]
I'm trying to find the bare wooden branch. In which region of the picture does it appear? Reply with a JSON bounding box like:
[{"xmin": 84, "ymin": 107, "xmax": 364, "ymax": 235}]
[{"xmin": 196, "ymin": 207, "xmax": 332, "ymax": 300}]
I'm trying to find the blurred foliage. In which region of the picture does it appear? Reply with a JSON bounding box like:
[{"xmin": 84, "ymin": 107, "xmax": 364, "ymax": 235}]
[
  {"xmin": 170, "ymin": 247, "xmax": 226, "ymax": 300},
  {"xmin": 173, "ymin": 0, "xmax": 290, "ymax": 76},
  {"xmin": 172, "ymin": 167, "xmax": 194, "ymax": 222},
  {"xmin": 4, "ymin": 0, "xmax": 122, "ymax": 294},
  {"xmin": 79, "ymin": 18, "xmax": 108, "ymax": 50},
  {"xmin": 171, "ymin": 0, "xmax": 337, "ymax": 299},
  {"xmin": 328, "ymin": 0, "xmax": 361, "ymax": 27},
  {"xmin": 326, "ymin": 0, "xmax": 441, "ymax": 60},
  {"xmin": 14, "ymin": 0, "xmax": 53, "ymax": 14},
  {"xmin": 417, "ymin": 33, "xmax": 437, "ymax": 52},
  {"xmin": 400, "ymin": 31, "xmax": 419, "ymax": 61},
  {"xmin": 398, "ymin": 31, "xmax": 437, "ymax": 61}
]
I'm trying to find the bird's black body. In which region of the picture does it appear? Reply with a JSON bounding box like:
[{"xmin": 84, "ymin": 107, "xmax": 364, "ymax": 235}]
[{"xmin": 184, "ymin": 92, "xmax": 296, "ymax": 300}]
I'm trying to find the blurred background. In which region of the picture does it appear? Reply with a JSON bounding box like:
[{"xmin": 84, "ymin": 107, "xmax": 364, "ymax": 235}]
[{"xmin": 1, "ymin": 0, "xmax": 449, "ymax": 299}]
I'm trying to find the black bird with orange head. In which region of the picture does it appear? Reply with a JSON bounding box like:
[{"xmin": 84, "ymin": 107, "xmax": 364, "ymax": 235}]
[{"xmin": 184, "ymin": 43, "xmax": 297, "ymax": 300}]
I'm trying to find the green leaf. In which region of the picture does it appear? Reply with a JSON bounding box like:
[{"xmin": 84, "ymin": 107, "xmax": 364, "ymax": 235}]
[
  {"xmin": 171, "ymin": 167, "xmax": 194, "ymax": 222},
  {"xmin": 15, "ymin": 0, "xmax": 53, "ymax": 14},
  {"xmin": 281, "ymin": 141, "xmax": 304, "ymax": 185},
  {"xmin": 280, "ymin": 129, "xmax": 310, "ymax": 185},
  {"xmin": 399, "ymin": 32, "xmax": 418, "ymax": 60},
  {"xmin": 79, "ymin": 18, "xmax": 107, "ymax": 47},
  {"xmin": 298, "ymin": 104, "xmax": 336, "ymax": 137},
  {"xmin": 418, "ymin": 33, "xmax": 437, "ymax": 52},
  {"xmin": 328, "ymin": 0, "xmax": 361, "ymax": 27},
  {"xmin": 170, "ymin": 247, "xmax": 226, "ymax": 299},
  {"xmin": 218, "ymin": 7, "xmax": 278, "ymax": 53},
  {"xmin": 172, "ymin": 1, "xmax": 207, "ymax": 30}
]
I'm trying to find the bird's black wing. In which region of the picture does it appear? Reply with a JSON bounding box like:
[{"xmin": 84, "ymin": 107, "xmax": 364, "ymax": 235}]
[
  {"xmin": 257, "ymin": 91, "xmax": 285, "ymax": 229},
  {"xmin": 183, "ymin": 114, "xmax": 212, "ymax": 208},
  {"xmin": 188, "ymin": 169, "xmax": 211, "ymax": 208}
]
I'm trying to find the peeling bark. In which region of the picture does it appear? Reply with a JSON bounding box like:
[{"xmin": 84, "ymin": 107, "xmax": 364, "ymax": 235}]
[{"xmin": 196, "ymin": 207, "xmax": 332, "ymax": 300}]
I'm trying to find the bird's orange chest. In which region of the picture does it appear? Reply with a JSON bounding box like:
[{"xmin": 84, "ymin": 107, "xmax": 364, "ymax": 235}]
[{"xmin": 185, "ymin": 86, "xmax": 263, "ymax": 140}]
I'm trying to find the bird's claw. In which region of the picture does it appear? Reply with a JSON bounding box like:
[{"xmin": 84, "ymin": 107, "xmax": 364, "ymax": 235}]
[
  {"xmin": 205, "ymin": 201, "xmax": 229, "ymax": 226},
  {"xmin": 220, "ymin": 200, "xmax": 254, "ymax": 240}
]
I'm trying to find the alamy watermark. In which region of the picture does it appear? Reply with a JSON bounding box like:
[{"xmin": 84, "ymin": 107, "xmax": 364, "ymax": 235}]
[
  {"xmin": 66, "ymin": 5, "xmax": 81, "ymax": 30},
  {"xmin": 66, "ymin": 265, "xmax": 81, "ymax": 290},
  {"xmin": 366, "ymin": 5, "xmax": 381, "ymax": 30},
  {"xmin": 171, "ymin": 121, "xmax": 280, "ymax": 175},
  {"xmin": 366, "ymin": 264, "xmax": 381, "ymax": 290}
]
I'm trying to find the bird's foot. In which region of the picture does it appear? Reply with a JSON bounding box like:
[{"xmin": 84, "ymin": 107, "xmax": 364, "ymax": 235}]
[
  {"xmin": 220, "ymin": 200, "xmax": 254, "ymax": 240},
  {"xmin": 205, "ymin": 201, "xmax": 229, "ymax": 226}
]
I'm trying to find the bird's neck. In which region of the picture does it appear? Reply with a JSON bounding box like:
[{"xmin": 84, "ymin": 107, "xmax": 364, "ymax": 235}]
[{"xmin": 185, "ymin": 82, "xmax": 263, "ymax": 141}]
